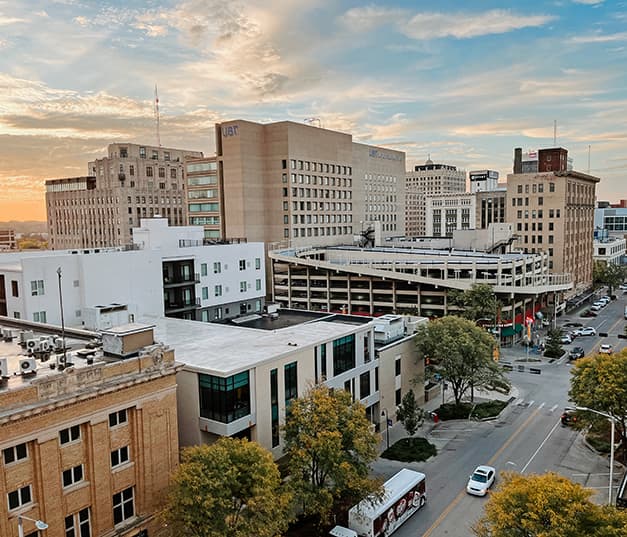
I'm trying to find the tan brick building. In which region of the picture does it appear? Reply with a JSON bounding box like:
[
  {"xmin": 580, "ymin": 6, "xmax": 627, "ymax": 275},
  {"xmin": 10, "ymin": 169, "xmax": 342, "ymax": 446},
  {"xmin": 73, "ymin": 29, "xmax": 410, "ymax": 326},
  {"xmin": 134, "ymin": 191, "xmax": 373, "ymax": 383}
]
[
  {"xmin": 46, "ymin": 143, "xmax": 203, "ymax": 250},
  {"xmin": 0, "ymin": 322, "xmax": 180, "ymax": 537},
  {"xmin": 506, "ymin": 170, "xmax": 599, "ymax": 295}
]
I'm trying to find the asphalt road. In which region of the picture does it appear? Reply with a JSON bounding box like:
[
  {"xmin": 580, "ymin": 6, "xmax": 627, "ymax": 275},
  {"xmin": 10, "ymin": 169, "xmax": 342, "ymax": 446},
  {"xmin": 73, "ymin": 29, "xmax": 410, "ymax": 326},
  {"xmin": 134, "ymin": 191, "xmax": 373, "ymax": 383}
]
[{"xmin": 391, "ymin": 293, "xmax": 626, "ymax": 537}]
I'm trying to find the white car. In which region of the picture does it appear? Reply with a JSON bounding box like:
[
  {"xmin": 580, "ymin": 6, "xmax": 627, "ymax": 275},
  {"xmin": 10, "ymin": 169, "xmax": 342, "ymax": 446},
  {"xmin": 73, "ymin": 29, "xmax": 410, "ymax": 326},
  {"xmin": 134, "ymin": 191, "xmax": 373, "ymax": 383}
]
[
  {"xmin": 560, "ymin": 335, "xmax": 572, "ymax": 345},
  {"xmin": 467, "ymin": 465, "xmax": 496, "ymax": 496},
  {"xmin": 590, "ymin": 304, "xmax": 602, "ymax": 312},
  {"xmin": 577, "ymin": 327, "xmax": 597, "ymax": 337},
  {"xmin": 599, "ymin": 344, "xmax": 613, "ymax": 355}
]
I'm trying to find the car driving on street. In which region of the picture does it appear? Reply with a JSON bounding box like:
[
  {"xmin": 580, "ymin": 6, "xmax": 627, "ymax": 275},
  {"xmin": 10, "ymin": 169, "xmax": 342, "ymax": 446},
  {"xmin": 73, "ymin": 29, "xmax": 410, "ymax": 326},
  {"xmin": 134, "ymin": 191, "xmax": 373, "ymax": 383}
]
[
  {"xmin": 569, "ymin": 347, "xmax": 585, "ymax": 360},
  {"xmin": 575, "ymin": 327, "xmax": 596, "ymax": 337},
  {"xmin": 466, "ymin": 465, "xmax": 496, "ymax": 496},
  {"xmin": 599, "ymin": 344, "xmax": 613, "ymax": 355}
]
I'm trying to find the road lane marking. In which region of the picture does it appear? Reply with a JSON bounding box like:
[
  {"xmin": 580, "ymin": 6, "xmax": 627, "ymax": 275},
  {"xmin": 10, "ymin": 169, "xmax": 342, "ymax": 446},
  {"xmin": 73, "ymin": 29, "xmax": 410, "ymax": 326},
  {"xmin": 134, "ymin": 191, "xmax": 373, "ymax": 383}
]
[
  {"xmin": 550, "ymin": 404, "xmax": 558, "ymax": 413},
  {"xmin": 528, "ymin": 400, "xmax": 535, "ymax": 407},
  {"xmin": 521, "ymin": 419, "xmax": 561, "ymax": 473},
  {"xmin": 421, "ymin": 406, "xmax": 542, "ymax": 537},
  {"xmin": 538, "ymin": 402, "xmax": 545, "ymax": 410}
]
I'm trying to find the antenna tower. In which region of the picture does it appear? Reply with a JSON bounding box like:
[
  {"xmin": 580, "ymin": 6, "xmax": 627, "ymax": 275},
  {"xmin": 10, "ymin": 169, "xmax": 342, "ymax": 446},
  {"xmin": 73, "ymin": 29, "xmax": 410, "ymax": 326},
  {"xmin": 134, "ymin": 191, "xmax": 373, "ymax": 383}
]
[
  {"xmin": 154, "ymin": 84, "xmax": 161, "ymax": 147},
  {"xmin": 553, "ymin": 120, "xmax": 557, "ymax": 146}
]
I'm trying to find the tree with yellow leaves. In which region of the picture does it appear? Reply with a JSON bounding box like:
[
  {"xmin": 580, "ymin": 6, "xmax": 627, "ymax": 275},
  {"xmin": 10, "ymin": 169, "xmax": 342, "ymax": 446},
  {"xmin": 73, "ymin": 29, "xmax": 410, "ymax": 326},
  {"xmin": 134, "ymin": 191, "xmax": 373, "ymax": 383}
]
[
  {"xmin": 283, "ymin": 384, "xmax": 381, "ymax": 525},
  {"xmin": 569, "ymin": 349, "xmax": 627, "ymax": 464},
  {"xmin": 162, "ymin": 438, "xmax": 293, "ymax": 537},
  {"xmin": 473, "ymin": 472, "xmax": 627, "ymax": 537}
]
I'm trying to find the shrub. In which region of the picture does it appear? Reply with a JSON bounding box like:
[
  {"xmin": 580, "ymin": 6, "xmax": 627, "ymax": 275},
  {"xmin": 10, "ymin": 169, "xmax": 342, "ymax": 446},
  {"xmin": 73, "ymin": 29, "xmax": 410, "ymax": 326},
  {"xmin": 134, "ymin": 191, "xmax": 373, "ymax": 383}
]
[
  {"xmin": 436, "ymin": 400, "xmax": 508, "ymax": 421},
  {"xmin": 381, "ymin": 437, "xmax": 437, "ymax": 462}
]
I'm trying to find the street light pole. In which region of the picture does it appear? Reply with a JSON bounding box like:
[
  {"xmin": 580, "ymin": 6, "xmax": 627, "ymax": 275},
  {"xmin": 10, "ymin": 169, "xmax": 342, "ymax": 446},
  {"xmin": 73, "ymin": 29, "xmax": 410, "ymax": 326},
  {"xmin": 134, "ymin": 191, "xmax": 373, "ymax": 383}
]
[
  {"xmin": 574, "ymin": 406, "xmax": 616, "ymax": 505},
  {"xmin": 18, "ymin": 514, "xmax": 49, "ymax": 537},
  {"xmin": 381, "ymin": 408, "xmax": 390, "ymax": 450},
  {"xmin": 56, "ymin": 267, "xmax": 67, "ymax": 370}
]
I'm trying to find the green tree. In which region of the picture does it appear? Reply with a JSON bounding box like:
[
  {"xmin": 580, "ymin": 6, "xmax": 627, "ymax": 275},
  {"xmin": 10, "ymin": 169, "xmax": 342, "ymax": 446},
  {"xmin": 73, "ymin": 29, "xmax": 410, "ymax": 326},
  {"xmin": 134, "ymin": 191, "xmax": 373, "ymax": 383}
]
[
  {"xmin": 415, "ymin": 316, "xmax": 508, "ymax": 405},
  {"xmin": 569, "ymin": 349, "xmax": 627, "ymax": 463},
  {"xmin": 396, "ymin": 389, "xmax": 424, "ymax": 436},
  {"xmin": 594, "ymin": 261, "xmax": 626, "ymax": 295},
  {"xmin": 544, "ymin": 327, "xmax": 564, "ymax": 359},
  {"xmin": 449, "ymin": 283, "xmax": 501, "ymax": 324},
  {"xmin": 473, "ymin": 472, "xmax": 627, "ymax": 537},
  {"xmin": 283, "ymin": 384, "xmax": 381, "ymax": 524},
  {"xmin": 162, "ymin": 438, "xmax": 293, "ymax": 537}
]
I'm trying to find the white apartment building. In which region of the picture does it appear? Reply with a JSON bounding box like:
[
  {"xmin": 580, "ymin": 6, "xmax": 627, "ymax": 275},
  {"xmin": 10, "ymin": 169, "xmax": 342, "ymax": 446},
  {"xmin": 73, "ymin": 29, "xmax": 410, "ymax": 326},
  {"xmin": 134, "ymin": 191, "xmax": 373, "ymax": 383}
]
[
  {"xmin": 593, "ymin": 236, "xmax": 626, "ymax": 266},
  {"xmin": 0, "ymin": 218, "xmax": 265, "ymax": 327},
  {"xmin": 405, "ymin": 160, "xmax": 466, "ymax": 237},
  {"xmin": 425, "ymin": 192, "xmax": 477, "ymax": 237}
]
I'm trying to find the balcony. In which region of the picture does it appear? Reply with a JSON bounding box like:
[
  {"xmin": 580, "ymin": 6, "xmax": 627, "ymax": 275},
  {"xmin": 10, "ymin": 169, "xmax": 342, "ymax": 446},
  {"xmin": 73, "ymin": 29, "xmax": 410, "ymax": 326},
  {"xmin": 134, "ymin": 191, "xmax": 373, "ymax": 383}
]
[
  {"xmin": 163, "ymin": 273, "xmax": 201, "ymax": 287},
  {"xmin": 164, "ymin": 297, "xmax": 201, "ymax": 314}
]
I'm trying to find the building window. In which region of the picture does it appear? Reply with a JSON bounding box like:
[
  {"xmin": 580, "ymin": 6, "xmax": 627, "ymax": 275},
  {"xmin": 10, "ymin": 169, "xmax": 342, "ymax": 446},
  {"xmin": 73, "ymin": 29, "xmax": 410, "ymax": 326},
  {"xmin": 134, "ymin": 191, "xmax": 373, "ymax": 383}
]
[
  {"xmin": 239, "ymin": 259, "xmax": 246, "ymax": 271},
  {"xmin": 240, "ymin": 281, "xmax": 247, "ymax": 293},
  {"xmin": 129, "ymin": 165, "xmax": 135, "ymax": 176},
  {"xmin": 113, "ymin": 487, "xmax": 134, "ymax": 525},
  {"xmin": 146, "ymin": 166, "xmax": 153, "ymax": 177},
  {"xmin": 549, "ymin": 182, "xmax": 555, "ymax": 192},
  {"xmin": 109, "ymin": 409, "xmax": 128, "ymax": 428},
  {"xmin": 59, "ymin": 425, "xmax": 81, "ymax": 445},
  {"xmin": 256, "ymin": 279, "xmax": 262, "ymax": 291},
  {"xmin": 375, "ymin": 367, "xmax": 379, "ymax": 391},
  {"xmin": 360, "ymin": 371, "xmax": 371, "ymax": 399},
  {"xmin": 111, "ymin": 446, "xmax": 130, "ymax": 468},
  {"xmin": 11, "ymin": 280, "xmax": 18, "ymax": 297},
  {"xmin": 199, "ymin": 372, "xmax": 250, "ymax": 423},
  {"xmin": 139, "ymin": 147, "xmax": 146, "ymax": 158},
  {"xmin": 62, "ymin": 465, "xmax": 84, "ymax": 488},
  {"xmin": 317, "ymin": 344, "xmax": 327, "ymax": 380},
  {"xmin": 284, "ymin": 362, "xmax": 298, "ymax": 404},
  {"xmin": 255, "ymin": 257, "xmax": 261, "ymax": 270},
  {"xmin": 333, "ymin": 335, "xmax": 355, "ymax": 375},
  {"xmin": 214, "ymin": 307, "xmax": 223, "ymax": 320},
  {"xmin": 202, "ymin": 287, "xmax": 209, "ymax": 300},
  {"xmin": 270, "ymin": 369, "xmax": 279, "ymax": 448},
  {"xmin": 3, "ymin": 443, "xmax": 28, "ymax": 465},
  {"xmin": 214, "ymin": 285, "xmax": 222, "ymax": 297},
  {"xmin": 30, "ymin": 280, "xmax": 44, "ymax": 296},
  {"xmin": 201, "ymin": 263, "xmax": 208, "ymax": 276},
  {"xmin": 33, "ymin": 311, "xmax": 46, "ymax": 323},
  {"xmin": 7, "ymin": 484, "xmax": 32, "ymax": 511},
  {"xmin": 158, "ymin": 167, "xmax": 165, "ymax": 178},
  {"xmin": 65, "ymin": 507, "xmax": 90, "ymax": 537},
  {"xmin": 538, "ymin": 196, "xmax": 543, "ymax": 206},
  {"xmin": 395, "ymin": 389, "xmax": 402, "ymax": 406},
  {"xmin": 213, "ymin": 262, "xmax": 221, "ymax": 274},
  {"xmin": 395, "ymin": 358, "xmax": 401, "ymax": 377},
  {"xmin": 170, "ymin": 168, "xmax": 177, "ymax": 179}
]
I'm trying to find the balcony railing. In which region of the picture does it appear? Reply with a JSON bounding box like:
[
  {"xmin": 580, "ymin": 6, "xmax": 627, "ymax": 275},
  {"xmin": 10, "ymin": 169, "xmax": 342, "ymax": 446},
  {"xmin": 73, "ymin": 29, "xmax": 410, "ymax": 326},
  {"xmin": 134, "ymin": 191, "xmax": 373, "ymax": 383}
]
[{"xmin": 163, "ymin": 273, "xmax": 200, "ymax": 286}]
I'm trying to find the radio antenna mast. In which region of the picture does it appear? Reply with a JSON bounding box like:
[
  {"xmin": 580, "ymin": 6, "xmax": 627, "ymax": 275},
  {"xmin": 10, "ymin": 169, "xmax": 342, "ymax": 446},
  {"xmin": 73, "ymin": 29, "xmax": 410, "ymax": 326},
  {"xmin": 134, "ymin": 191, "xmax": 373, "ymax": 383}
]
[{"xmin": 154, "ymin": 84, "xmax": 161, "ymax": 147}]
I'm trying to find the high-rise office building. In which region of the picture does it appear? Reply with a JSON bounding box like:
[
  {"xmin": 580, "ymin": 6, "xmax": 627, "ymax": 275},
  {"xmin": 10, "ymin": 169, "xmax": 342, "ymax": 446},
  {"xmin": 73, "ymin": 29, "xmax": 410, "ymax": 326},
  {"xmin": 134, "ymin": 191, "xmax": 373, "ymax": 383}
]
[
  {"xmin": 405, "ymin": 160, "xmax": 466, "ymax": 237},
  {"xmin": 46, "ymin": 143, "xmax": 203, "ymax": 249}
]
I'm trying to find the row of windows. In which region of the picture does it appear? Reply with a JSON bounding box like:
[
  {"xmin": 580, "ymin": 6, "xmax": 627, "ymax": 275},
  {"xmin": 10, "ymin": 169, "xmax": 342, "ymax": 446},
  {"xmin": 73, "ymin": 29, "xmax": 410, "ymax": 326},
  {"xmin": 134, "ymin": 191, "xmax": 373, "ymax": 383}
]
[
  {"xmin": 291, "ymin": 187, "xmax": 352, "ymax": 200},
  {"xmin": 289, "ymin": 174, "xmax": 352, "ymax": 187},
  {"xmin": 199, "ymin": 258, "xmax": 262, "ymax": 277},
  {"xmin": 127, "ymin": 195, "xmax": 183, "ymax": 205},
  {"xmin": 290, "ymin": 214, "xmax": 351, "ymax": 224},
  {"xmin": 290, "ymin": 201, "xmax": 352, "ymax": 212},
  {"xmin": 285, "ymin": 159, "xmax": 352, "ymax": 175},
  {"xmin": 291, "ymin": 226, "xmax": 353, "ymax": 238},
  {"xmin": 136, "ymin": 166, "xmax": 177, "ymax": 179},
  {"xmin": 515, "ymin": 209, "xmax": 561, "ymax": 219},
  {"xmin": 516, "ymin": 182, "xmax": 554, "ymax": 194},
  {"xmin": 200, "ymin": 279, "xmax": 263, "ymax": 298},
  {"xmin": 512, "ymin": 197, "xmax": 544, "ymax": 207}
]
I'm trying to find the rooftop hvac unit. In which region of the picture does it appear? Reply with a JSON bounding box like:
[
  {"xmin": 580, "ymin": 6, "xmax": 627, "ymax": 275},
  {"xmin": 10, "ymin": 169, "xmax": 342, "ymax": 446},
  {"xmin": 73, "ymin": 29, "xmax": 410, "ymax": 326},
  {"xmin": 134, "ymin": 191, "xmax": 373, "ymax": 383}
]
[
  {"xmin": 19, "ymin": 330, "xmax": 35, "ymax": 345},
  {"xmin": 0, "ymin": 358, "xmax": 8, "ymax": 378},
  {"xmin": 19, "ymin": 358, "xmax": 37, "ymax": 375},
  {"xmin": 26, "ymin": 339, "xmax": 39, "ymax": 353},
  {"xmin": 40, "ymin": 340, "xmax": 52, "ymax": 352},
  {"xmin": 2, "ymin": 328, "xmax": 14, "ymax": 341}
]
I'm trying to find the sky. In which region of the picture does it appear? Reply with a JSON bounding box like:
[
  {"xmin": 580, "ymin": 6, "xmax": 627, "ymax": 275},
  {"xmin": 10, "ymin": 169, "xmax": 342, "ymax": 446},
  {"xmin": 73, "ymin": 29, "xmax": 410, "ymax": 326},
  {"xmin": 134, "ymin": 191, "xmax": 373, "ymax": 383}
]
[{"xmin": 0, "ymin": 0, "xmax": 626, "ymax": 221}]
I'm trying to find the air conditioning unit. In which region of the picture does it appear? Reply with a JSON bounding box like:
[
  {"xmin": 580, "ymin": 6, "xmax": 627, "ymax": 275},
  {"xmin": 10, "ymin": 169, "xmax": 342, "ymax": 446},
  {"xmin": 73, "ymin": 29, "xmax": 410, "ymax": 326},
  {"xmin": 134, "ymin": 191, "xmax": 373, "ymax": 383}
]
[
  {"xmin": 1, "ymin": 328, "xmax": 13, "ymax": 341},
  {"xmin": 19, "ymin": 358, "xmax": 37, "ymax": 375},
  {"xmin": 25, "ymin": 339, "xmax": 39, "ymax": 353},
  {"xmin": 0, "ymin": 358, "xmax": 8, "ymax": 378},
  {"xmin": 19, "ymin": 330, "xmax": 35, "ymax": 345},
  {"xmin": 40, "ymin": 340, "xmax": 52, "ymax": 352}
]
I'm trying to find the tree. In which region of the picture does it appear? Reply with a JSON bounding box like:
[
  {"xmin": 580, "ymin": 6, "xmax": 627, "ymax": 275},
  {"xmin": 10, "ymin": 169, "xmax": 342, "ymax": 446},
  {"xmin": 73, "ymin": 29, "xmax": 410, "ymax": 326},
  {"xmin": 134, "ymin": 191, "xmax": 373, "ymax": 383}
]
[
  {"xmin": 594, "ymin": 261, "xmax": 626, "ymax": 295},
  {"xmin": 544, "ymin": 327, "xmax": 564, "ymax": 358},
  {"xmin": 162, "ymin": 438, "xmax": 293, "ymax": 537},
  {"xmin": 282, "ymin": 384, "xmax": 381, "ymax": 524},
  {"xmin": 569, "ymin": 349, "xmax": 627, "ymax": 463},
  {"xmin": 415, "ymin": 316, "xmax": 508, "ymax": 405},
  {"xmin": 449, "ymin": 283, "xmax": 501, "ymax": 324},
  {"xmin": 473, "ymin": 472, "xmax": 627, "ymax": 537},
  {"xmin": 396, "ymin": 389, "xmax": 424, "ymax": 436}
]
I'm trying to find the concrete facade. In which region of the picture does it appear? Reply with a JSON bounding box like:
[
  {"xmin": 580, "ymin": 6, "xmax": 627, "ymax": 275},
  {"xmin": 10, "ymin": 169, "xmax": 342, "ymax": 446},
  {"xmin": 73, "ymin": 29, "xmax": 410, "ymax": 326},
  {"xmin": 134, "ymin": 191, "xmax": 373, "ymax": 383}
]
[
  {"xmin": 506, "ymin": 170, "xmax": 599, "ymax": 295},
  {"xmin": 46, "ymin": 143, "xmax": 203, "ymax": 250},
  {"xmin": 405, "ymin": 161, "xmax": 466, "ymax": 238},
  {"xmin": 425, "ymin": 192, "xmax": 476, "ymax": 237},
  {"xmin": 214, "ymin": 120, "xmax": 405, "ymax": 247},
  {"xmin": 0, "ymin": 321, "xmax": 180, "ymax": 537},
  {"xmin": 593, "ymin": 236, "xmax": 626, "ymax": 266}
]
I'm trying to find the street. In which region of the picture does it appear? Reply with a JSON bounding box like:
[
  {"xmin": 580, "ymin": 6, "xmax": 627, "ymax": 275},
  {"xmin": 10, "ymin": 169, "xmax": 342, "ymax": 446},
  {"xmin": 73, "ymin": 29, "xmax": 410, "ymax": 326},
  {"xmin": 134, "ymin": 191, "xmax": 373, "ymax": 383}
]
[{"xmin": 377, "ymin": 292, "xmax": 626, "ymax": 537}]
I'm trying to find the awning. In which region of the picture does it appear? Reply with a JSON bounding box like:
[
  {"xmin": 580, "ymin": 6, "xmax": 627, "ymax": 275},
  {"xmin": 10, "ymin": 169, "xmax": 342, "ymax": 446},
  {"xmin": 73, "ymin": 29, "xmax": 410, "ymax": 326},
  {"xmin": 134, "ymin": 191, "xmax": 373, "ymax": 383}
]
[{"xmin": 501, "ymin": 324, "xmax": 524, "ymax": 337}]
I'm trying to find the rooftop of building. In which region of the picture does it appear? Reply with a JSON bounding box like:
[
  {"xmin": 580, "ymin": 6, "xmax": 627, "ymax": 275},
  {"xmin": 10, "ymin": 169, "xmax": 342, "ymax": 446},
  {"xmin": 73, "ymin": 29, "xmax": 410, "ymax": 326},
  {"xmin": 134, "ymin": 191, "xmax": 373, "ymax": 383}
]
[{"xmin": 144, "ymin": 310, "xmax": 374, "ymax": 376}]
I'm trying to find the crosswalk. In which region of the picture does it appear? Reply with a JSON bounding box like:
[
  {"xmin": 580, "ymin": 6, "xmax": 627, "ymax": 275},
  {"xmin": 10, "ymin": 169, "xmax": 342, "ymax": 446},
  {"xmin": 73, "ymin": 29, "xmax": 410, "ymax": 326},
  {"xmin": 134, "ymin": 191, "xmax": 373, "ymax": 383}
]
[{"xmin": 513, "ymin": 398, "xmax": 562, "ymax": 413}]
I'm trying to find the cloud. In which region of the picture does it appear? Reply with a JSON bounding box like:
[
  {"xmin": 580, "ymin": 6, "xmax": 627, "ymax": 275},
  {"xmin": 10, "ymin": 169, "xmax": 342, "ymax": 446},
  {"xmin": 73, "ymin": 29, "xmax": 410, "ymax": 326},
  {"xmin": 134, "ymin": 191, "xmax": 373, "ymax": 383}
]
[
  {"xmin": 572, "ymin": 0, "xmax": 604, "ymax": 4},
  {"xmin": 0, "ymin": 15, "xmax": 25, "ymax": 25},
  {"xmin": 570, "ymin": 31, "xmax": 627, "ymax": 43},
  {"xmin": 341, "ymin": 7, "xmax": 555, "ymax": 39}
]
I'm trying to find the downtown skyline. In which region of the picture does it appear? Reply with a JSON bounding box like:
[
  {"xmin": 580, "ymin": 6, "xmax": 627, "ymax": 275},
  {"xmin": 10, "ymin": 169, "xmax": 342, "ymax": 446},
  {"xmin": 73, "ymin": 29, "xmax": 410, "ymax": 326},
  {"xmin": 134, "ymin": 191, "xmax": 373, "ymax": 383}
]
[{"xmin": 1, "ymin": 0, "xmax": 626, "ymax": 221}]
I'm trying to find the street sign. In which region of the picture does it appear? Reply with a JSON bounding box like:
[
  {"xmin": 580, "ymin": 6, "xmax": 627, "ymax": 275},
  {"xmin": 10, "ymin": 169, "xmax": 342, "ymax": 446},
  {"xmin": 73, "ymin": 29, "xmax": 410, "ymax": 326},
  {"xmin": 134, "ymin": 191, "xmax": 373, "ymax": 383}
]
[{"xmin": 387, "ymin": 419, "xmax": 393, "ymax": 427}]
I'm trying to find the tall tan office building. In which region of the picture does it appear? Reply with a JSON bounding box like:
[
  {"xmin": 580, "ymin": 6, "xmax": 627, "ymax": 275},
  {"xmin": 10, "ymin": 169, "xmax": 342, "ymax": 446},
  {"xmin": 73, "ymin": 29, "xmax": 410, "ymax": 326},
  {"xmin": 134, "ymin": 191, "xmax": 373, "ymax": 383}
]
[
  {"xmin": 506, "ymin": 169, "xmax": 599, "ymax": 294},
  {"xmin": 46, "ymin": 143, "xmax": 203, "ymax": 249},
  {"xmin": 405, "ymin": 160, "xmax": 466, "ymax": 237},
  {"xmin": 206, "ymin": 120, "xmax": 405, "ymax": 246}
]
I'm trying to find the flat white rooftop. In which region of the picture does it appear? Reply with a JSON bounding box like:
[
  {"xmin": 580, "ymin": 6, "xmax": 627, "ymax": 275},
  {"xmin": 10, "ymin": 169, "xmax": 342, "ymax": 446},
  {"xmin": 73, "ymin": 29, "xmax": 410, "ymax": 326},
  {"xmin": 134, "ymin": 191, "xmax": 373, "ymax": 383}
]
[{"xmin": 144, "ymin": 314, "xmax": 372, "ymax": 376}]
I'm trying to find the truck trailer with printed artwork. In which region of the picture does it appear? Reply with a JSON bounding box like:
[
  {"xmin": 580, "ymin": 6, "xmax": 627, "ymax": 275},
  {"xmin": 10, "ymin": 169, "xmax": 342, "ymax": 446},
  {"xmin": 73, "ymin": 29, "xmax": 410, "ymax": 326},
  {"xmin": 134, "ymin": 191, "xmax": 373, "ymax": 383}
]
[{"xmin": 333, "ymin": 469, "xmax": 426, "ymax": 537}]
